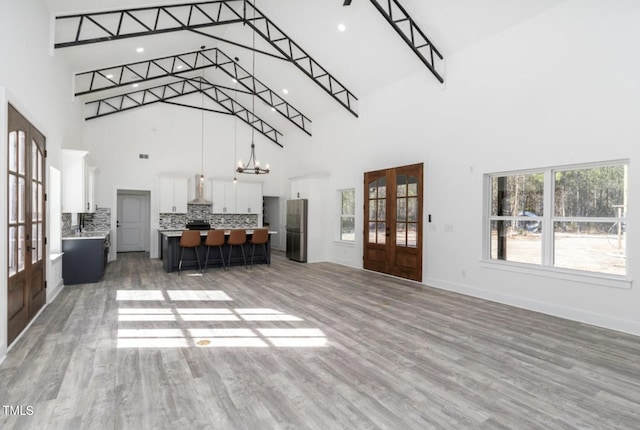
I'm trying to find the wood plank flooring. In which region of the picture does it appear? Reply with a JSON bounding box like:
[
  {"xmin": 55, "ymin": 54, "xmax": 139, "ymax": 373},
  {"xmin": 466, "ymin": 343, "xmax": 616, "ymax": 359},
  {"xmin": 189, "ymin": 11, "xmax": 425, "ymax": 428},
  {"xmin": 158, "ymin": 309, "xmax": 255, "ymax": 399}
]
[{"xmin": 1, "ymin": 252, "xmax": 639, "ymax": 429}]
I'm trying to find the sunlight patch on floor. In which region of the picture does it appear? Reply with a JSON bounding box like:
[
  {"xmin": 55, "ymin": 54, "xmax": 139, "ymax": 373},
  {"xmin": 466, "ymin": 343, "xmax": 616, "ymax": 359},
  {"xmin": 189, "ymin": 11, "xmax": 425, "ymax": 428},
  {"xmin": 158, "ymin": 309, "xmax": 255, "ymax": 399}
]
[{"xmin": 115, "ymin": 290, "xmax": 328, "ymax": 349}]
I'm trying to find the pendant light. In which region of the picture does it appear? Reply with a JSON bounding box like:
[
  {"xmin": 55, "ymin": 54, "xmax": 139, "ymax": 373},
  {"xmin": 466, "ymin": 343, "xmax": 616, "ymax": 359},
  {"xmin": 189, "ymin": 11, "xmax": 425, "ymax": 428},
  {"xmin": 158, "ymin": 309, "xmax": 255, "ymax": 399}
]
[{"xmin": 236, "ymin": 0, "xmax": 270, "ymax": 175}]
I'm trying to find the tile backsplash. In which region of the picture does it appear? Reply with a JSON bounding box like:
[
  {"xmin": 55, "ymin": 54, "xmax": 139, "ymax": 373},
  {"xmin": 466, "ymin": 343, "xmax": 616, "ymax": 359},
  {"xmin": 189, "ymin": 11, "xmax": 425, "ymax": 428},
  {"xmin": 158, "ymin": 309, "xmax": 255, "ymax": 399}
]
[
  {"xmin": 159, "ymin": 204, "xmax": 259, "ymax": 229},
  {"xmin": 63, "ymin": 204, "xmax": 257, "ymax": 235},
  {"xmin": 62, "ymin": 213, "xmax": 73, "ymax": 236},
  {"xmin": 62, "ymin": 208, "xmax": 112, "ymax": 236},
  {"xmin": 82, "ymin": 208, "xmax": 111, "ymax": 232}
]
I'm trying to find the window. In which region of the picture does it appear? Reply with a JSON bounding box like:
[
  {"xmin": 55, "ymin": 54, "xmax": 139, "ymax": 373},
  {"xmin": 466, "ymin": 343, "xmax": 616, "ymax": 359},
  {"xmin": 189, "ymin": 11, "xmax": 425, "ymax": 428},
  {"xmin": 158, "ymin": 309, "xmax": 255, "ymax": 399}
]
[
  {"xmin": 487, "ymin": 161, "xmax": 627, "ymax": 276},
  {"xmin": 339, "ymin": 189, "xmax": 355, "ymax": 241}
]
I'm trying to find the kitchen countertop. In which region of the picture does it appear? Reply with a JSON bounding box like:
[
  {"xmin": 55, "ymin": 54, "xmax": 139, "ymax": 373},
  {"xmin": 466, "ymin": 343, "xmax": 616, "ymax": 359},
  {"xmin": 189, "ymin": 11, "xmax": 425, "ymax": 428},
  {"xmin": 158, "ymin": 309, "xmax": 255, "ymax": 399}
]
[
  {"xmin": 62, "ymin": 231, "xmax": 110, "ymax": 240},
  {"xmin": 160, "ymin": 229, "xmax": 277, "ymax": 238}
]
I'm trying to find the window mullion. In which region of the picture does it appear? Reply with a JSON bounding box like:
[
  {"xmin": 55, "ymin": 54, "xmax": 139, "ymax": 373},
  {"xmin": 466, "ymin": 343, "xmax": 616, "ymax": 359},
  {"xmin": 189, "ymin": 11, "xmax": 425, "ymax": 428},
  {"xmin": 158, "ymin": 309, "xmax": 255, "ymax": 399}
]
[{"xmin": 542, "ymin": 169, "xmax": 554, "ymax": 267}]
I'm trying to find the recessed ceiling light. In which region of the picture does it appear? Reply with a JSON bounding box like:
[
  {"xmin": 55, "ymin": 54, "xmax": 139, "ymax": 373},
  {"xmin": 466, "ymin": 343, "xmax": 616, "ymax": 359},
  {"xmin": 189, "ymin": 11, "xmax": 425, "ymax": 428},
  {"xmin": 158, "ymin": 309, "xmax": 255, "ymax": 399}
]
[
  {"xmin": 176, "ymin": 65, "xmax": 183, "ymax": 70},
  {"xmin": 271, "ymin": 107, "xmax": 276, "ymax": 112},
  {"xmin": 106, "ymin": 74, "xmax": 114, "ymax": 79},
  {"xmin": 232, "ymin": 78, "xmax": 237, "ymax": 83},
  {"xmin": 132, "ymin": 83, "xmax": 139, "ymax": 88},
  {"xmin": 338, "ymin": 23, "xmax": 346, "ymax": 32},
  {"xmin": 282, "ymin": 88, "xmax": 289, "ymax": 94},
  {"xmin": 136, "ymin": 47, "xmax": 144, "ymax": 53}
]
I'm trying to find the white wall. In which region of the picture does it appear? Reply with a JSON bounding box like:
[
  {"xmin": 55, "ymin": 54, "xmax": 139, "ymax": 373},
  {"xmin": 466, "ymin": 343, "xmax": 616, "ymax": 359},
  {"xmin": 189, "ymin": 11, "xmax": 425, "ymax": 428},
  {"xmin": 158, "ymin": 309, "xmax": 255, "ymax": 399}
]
[
  {"xmin": 0, "ymin": 0, "xmax": 83, "ymax": 360},
  {"xmin": 283, "ymin": 0, "xmax": 640, "ymax": 335}
]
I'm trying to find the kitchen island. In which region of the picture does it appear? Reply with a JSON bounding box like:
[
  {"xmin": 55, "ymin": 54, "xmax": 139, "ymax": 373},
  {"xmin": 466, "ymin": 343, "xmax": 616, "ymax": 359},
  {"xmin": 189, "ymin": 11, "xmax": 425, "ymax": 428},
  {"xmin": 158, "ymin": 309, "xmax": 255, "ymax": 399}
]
[
  {"xmin": 160, "ymin": 230, "xmax": 275, "ymax": 272},
  {"xmin": 62, "ymin": 231, "xmax": 111, "ymax": 284}
]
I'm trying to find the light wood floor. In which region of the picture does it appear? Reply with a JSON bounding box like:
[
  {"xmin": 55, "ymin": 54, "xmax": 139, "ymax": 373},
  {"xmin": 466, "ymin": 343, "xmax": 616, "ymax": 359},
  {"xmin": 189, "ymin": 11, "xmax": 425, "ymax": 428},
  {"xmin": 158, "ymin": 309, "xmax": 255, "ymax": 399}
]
[{"xmin": 1, "ymin": 252, "xmax": 639, "ymax": 429}]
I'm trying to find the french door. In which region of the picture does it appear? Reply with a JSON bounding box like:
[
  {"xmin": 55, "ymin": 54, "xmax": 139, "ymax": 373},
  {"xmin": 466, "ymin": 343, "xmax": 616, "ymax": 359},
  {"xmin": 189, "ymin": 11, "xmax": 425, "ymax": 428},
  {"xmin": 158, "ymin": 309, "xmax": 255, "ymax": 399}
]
[
  {"xmin": 364, "ymin": 163, "xmax": 423, "ymax": 281},
  {"xmin": 7, "ymin": 104, "xmax": 46, "ymax": 345}
]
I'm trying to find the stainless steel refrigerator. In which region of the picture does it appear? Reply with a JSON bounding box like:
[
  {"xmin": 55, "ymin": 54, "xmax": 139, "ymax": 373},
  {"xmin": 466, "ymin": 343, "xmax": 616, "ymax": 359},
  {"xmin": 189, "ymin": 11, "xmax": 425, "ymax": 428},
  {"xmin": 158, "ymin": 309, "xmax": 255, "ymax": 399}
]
[{"xmin": 286, "ymin": 199, "xmax": 308, "ymax": 262}]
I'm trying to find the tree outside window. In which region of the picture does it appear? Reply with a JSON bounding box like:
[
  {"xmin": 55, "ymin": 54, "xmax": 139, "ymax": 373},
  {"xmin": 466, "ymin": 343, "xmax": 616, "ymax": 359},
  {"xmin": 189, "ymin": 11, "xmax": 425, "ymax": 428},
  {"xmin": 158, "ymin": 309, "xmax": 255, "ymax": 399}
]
[{"xmin": 339, "ymin": 189, "xmax": 355, "ymax": 241}]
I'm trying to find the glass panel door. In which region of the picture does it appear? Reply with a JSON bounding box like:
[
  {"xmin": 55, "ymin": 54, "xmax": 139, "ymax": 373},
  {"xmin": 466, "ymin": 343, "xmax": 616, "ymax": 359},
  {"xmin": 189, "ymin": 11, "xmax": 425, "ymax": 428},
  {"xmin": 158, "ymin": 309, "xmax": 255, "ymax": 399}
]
[
  {"xmin": 7, "ymin": 104, "xmax": 47, "ymax": 345},
  {"xmin": 364, "ymin": 163, "xmax": 423, "ymax": 282}
]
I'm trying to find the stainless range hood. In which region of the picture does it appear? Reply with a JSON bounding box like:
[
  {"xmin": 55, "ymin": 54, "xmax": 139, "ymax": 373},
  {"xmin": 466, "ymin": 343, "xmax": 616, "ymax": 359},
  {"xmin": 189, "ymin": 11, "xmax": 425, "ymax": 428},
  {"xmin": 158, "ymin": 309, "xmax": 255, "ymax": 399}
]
[{"xmin": 188, "ymin": 174, "xmax": 212, "ymax": 204}]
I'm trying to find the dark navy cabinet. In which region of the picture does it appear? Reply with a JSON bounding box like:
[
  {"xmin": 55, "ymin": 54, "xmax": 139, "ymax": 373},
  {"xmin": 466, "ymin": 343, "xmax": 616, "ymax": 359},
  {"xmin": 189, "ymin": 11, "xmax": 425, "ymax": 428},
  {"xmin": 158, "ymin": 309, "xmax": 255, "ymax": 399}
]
[{"xmin": 62, "ymin": 238, "xmax": 107, "ymax": 284}]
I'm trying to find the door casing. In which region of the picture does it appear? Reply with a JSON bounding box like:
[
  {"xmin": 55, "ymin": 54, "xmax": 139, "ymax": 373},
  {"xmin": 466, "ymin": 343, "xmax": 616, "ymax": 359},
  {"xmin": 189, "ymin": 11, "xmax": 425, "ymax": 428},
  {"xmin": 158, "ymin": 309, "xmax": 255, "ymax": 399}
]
[{"xmin": 116, "ymin": 190, "xmax": 150, "ymax": 253}]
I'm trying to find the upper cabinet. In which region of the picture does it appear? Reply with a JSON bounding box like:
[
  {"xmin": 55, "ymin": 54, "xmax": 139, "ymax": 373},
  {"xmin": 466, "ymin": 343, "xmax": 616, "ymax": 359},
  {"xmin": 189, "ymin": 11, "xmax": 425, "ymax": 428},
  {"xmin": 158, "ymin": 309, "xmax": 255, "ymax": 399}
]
[
  {"xmin": 61, "ymin": 149, "xmax": 96, "ymax": 213},
  {"xmin": 159, "ymin": 177, "xmax": 188, "ymax": 213},
  {"xmin": 210, "ymin": 180, "xmax": 262, "ymax": 214},
  {"xmin": 236, "ymin": 182, "xmax": 263, "ymax": 214},
  {"xmin": 210, "ymin": 180, "xmax": 237, "ymax": 214}
]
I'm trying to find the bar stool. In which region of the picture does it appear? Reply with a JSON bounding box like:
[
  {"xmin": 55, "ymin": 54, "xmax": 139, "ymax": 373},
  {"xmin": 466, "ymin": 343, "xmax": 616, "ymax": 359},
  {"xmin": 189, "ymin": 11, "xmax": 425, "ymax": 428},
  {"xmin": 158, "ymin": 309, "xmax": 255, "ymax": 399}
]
[
  {"xmin": 178, "ymin": 230, "xmax": 202, "ymax": 274},
  {"xmin": 203, "ymin": 229, "xmax": 226, "ymax": 273},
  {"xmin": 249, "ymin": 228, "xmax": 270, "ymax": 267},
  {"xmin": 227, "ymin": 229, "xmax": 247, "ymax": 270}
]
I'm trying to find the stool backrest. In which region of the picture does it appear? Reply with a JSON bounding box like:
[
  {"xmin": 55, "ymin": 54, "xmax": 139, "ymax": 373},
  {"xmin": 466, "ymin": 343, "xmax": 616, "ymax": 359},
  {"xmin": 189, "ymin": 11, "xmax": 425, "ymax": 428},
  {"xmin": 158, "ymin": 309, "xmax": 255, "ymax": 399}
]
[
  {"xmin": 179, "ymin": 230, "xmax": 201, "ymax": 248},
  {"xmin": 205, "ymin": 229, "xmax": 225, "ymax": 247},
  {"xmin": 228, "ymin": 229, "xmax": 247, "ymax": 245},
  {"xmin": 251, "ymin": 228, "xmax": 269, "ymax": 245}
]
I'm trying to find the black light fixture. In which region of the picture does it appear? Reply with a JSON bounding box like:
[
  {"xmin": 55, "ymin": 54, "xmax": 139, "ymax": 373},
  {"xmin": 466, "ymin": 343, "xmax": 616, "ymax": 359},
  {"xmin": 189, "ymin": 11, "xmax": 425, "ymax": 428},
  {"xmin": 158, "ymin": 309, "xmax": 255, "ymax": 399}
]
[{"xmin": 236, "ymin": 0, "xmax": 270, "ymax": 175}]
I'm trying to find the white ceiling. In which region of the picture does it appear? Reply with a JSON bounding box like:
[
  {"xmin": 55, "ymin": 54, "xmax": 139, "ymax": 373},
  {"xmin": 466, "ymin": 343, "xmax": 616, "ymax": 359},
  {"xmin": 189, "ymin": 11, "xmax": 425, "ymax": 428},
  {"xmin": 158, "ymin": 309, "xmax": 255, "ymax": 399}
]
[{"xmin": 47, "ymin": 0, "xmax": 567, "ymax": 136}]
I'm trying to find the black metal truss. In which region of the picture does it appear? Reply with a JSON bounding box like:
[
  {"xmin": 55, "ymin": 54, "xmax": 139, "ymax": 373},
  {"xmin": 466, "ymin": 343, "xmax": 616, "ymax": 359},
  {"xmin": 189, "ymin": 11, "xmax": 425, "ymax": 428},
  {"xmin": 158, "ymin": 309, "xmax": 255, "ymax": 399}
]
[
  {"xmin": 85, "ymin": 77, "xmax": 283, "ymax": 147},
  {"xmin": 54, "ymin": 1, "xmax": 245, "ymax": 48},
  {"xmin": 54, "ymin": 1, "xmax": 359, "ymax": 117},
  {"xmin": 368, "ymin": 0, "xmax": 444, "ymax": 83},
  {"xmin": 75, "ymin": 47, "xmax": 312, "ymax": 135},
  {"xmin": 241, "ymin": 1, "xmax": 358, "ymax": 117}
]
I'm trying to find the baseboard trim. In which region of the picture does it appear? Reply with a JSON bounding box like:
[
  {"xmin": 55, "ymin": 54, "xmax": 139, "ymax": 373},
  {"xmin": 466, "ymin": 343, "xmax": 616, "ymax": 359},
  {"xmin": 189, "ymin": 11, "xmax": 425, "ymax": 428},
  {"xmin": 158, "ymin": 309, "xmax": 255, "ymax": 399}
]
[
  {"xmin": 329, "ymin": 257, "xmax": 360, "ymax": 269},
  {"xmin": 47, "ymin": 280, "xmax": 65, "ymax": 304},
  {"xmin": 7, "ymin": 305, "xmax": 48, "ymax": 353},
  {"xmin": 425, "ymin": 277, "xmax": 640, "ymax": 337}
]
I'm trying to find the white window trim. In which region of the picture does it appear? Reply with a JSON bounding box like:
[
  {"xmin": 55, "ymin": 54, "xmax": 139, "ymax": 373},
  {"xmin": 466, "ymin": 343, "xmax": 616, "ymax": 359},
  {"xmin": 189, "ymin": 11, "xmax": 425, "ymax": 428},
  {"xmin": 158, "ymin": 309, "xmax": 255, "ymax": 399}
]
[
  {"xmin": 337, "ymin": 188, "xmax": 355, "ymax": 243},
  {"xmin": 483, "ymin": 160, "xmax": 630, "ymax": 285}
]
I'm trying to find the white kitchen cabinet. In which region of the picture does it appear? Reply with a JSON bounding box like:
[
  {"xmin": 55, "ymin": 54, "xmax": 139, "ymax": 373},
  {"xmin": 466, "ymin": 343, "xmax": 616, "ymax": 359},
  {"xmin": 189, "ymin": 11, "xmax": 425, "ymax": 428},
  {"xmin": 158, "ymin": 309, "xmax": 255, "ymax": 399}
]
[
  {"xmin": 159, "ymin": 178, "xmax": 188, "ymax": 213},
  {"xmin": 223, "ymin": 182, "xmax": 237, "ymax": 213},
  {"xmin": 211, "ymin": 180, "xmax": 226, "ymax": 213},
  {"xmin": 86, "ymin": 165, "xmax": 97, "ymax": 213},
  {"xmin": 210, "ymin": 180, "xmax": 237, "ymax": 213},
  {"xmin": 61, "ymin": 149, "xmax": 96, "ymax": 213},
  {"xmin": 210, "ymin": 180, "xmax": 262, "ymax": 214},
  {"xmin": 236, "ymin": 182, "xmax": 263, "ymax": 214},
  {"xmin": 290, "ymin": 178, "xmax": 311, "ymax": 200}
]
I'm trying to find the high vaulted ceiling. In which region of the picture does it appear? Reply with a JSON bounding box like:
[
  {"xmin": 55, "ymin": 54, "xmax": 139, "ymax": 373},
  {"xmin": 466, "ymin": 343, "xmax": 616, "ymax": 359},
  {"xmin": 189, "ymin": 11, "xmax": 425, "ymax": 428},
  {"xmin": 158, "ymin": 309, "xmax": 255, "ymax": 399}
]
[{"xmin": 47, "ymin": 0, "xmax": 566, "ymax": 144}]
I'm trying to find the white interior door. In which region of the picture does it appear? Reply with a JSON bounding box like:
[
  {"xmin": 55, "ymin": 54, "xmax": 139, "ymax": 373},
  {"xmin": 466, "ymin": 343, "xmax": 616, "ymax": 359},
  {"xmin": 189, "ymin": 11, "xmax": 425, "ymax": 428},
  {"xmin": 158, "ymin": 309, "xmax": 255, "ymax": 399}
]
[{"xmin": 117, "ymin": 193, "xmax": 147, "ymax": 252}]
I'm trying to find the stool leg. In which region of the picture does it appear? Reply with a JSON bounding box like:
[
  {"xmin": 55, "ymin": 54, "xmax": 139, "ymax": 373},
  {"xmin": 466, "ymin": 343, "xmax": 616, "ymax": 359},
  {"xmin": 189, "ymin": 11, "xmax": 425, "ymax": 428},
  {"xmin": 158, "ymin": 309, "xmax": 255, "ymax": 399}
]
[
  {"xmin": 203, "ymin": 246, "xmax": 210, "ymax": 274},
  {"xmin": 250, "ymin": 243, "xmax": 256, "ymax": 268},
  {"xmin": 263, "ymin": 243, "xmax": 269, "ymax": 266},
  {"xmin": 227, "ymin": 244, "xmax": 233, "ymax": 269},
  {"xmin": 218, "ymin": 246, "xmax": 226, "ymax": 271},
  {"xmin": 179, "ymin": 247, "xmax": 185, "ymax": 274},
  {"xmin": 194, "ymin": 247, "xmax": 201, "ymax": 272},
  {"xmin": 240, "ymin": 244, "xmax": 247, "ymax": 269}
]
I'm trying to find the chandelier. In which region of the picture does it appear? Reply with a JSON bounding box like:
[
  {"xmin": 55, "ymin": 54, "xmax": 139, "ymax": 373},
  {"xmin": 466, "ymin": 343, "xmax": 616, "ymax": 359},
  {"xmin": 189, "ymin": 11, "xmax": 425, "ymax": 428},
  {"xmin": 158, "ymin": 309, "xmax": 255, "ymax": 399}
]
[
  {"xmin": 236, "ymin": 0, "xmax": 269, "ymax": 175},
  {"xmin": 237, "ymin": 142, "xmax": 269, "ymax": 174}
]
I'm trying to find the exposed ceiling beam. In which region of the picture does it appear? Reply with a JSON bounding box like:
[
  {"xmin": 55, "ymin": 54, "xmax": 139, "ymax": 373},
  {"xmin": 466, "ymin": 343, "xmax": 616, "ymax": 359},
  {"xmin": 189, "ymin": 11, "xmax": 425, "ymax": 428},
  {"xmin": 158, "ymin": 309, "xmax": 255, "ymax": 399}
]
[
  {"xmin": 75, "ymin": 47, "xmax": 312, "ymax": 135},
  {"xmin": 54, "ymin": 0, "xmax": 359, "ymax": 117},
  {"xmin": 85, "ymin": 76, "xmax": 284, "ymax": 147},
  {"xmin": 53, "ymin": 1, "xmax": 244, "ymax": 48},
  {"xmin": 368, "ymin": 0, "xmax": 444, "ymax": 83},
  {"xmin": 242, "ymin": 1, "xmax": 359, "ymax": 117}
]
